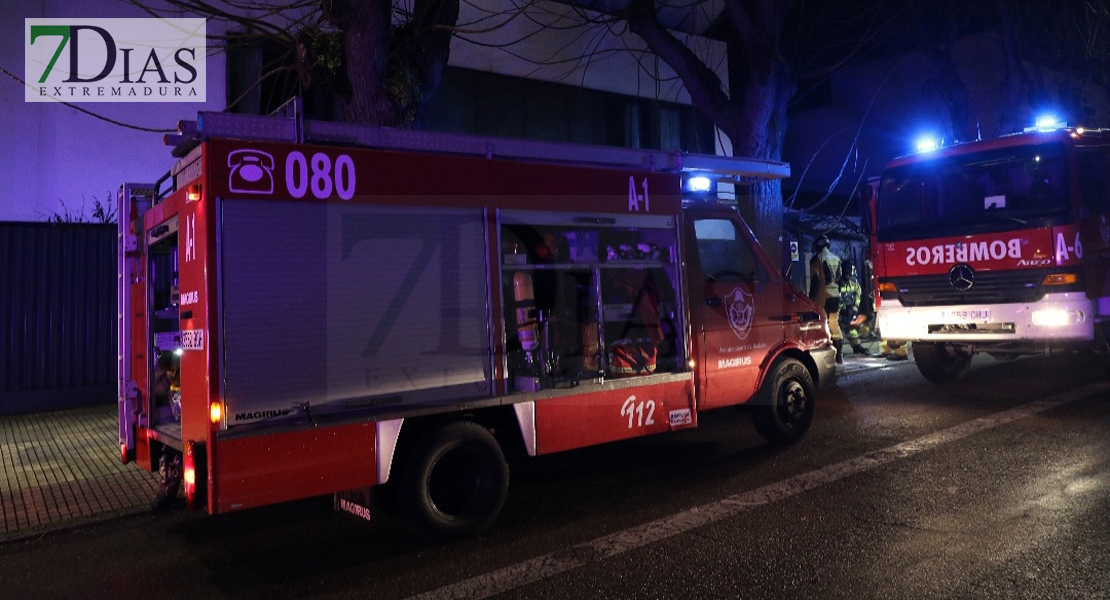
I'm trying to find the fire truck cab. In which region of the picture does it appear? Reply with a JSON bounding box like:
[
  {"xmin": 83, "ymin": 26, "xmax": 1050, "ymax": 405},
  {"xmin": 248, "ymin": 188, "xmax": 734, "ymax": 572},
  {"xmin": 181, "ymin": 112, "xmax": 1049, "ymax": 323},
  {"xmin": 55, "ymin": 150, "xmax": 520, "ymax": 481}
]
[
  {"xmin": 871, "ymin": 126, "xmax": 1110, "ymax": 383},
  {"xmin": 118, "ymin": 108, "xmax": 836, "ymax": 536}
]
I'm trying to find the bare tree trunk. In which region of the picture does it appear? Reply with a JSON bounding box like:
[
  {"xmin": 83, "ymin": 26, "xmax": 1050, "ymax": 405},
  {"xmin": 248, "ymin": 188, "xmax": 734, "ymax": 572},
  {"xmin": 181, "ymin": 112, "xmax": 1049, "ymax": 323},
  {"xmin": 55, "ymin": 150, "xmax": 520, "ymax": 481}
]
[
  {"xmin": 722, "ymin": 0, "xmax": 795, "ymax": 270},
  {"xmin": 407, "ymin": 0, "xmax": 460, "ymax": 127},
  {"xmin": 626, "ymin": 0, "xmax": 740, "ymax": 132},
  {"xmin": 325, "ymin": 0, "xmax": 396, "ymax": 125},
  {"xmin": 724, "ymin": 58, "xmax": 793, "ymax": 269}
]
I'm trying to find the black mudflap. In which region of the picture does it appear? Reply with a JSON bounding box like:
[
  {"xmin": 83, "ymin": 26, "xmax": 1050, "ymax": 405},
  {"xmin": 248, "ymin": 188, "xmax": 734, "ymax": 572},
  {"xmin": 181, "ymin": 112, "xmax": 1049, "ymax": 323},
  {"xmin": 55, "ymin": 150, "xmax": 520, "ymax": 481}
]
[{"xmin": 334, "ymin": 487, "xmax": 374, "ymax": 523}]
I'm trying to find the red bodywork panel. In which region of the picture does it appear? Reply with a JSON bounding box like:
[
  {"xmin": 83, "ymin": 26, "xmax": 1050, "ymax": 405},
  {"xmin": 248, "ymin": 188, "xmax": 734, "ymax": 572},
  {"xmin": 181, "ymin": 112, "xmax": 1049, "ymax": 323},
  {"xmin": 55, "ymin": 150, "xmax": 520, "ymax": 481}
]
[
  {"xmin": 202, "ymin": 139, "xmax": 682, "ymax": 214},
  {"xmin": 213, "ymin": 423, "xmax": 376, "ymax": 513},
  {"xmin": 175, "ymin": 187, "xmax": 217, "ymax": 446},
  {"xmin": 878, "ymin": 227, "xmax": 1057, "ymax": 277},
  {"xmin": 533, "ymin": 378, "xmax": 696, "ymax": 455}
]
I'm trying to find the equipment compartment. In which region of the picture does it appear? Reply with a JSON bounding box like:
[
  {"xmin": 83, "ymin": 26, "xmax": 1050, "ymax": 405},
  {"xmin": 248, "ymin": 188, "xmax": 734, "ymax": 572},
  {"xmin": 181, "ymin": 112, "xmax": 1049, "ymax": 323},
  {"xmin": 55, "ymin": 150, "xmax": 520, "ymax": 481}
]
[
  {"xmin": 146, "ymin": 218, "xmax": 183, "ymax": 430},
  {"xmin": 499, "ymin": 211, "xmax": 683, "ymax": 391}
]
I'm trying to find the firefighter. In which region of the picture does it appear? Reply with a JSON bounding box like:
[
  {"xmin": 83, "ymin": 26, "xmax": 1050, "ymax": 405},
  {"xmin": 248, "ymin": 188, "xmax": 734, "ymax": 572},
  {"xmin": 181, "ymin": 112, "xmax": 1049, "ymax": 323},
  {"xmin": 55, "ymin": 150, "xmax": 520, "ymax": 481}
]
[
  {"xmin": 838, "ymin": 263, "xmax": 871, "ymax": 356},
  {"xmin": 808, "ymin": 235, "xmax": 843, "ymax": 363}
]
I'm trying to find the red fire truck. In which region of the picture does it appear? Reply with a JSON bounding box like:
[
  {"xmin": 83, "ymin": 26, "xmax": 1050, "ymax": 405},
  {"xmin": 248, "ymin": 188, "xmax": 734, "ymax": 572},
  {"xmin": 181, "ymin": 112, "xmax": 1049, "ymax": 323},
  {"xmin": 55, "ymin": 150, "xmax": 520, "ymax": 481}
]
[
  {"xmin": 871, "ymin": 125, "xmax": 1110, "ymax": 383},
  {"xmin": 118, "ymin": 109, "xmax": 836, "ymax": 536}
]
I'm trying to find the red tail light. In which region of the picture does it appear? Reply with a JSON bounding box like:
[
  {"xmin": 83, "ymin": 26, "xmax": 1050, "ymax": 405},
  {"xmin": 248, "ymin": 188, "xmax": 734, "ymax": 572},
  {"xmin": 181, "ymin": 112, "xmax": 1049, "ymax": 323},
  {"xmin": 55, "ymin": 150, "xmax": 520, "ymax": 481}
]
[{"xmin": 183, "ymin": 440, "xmax": 206, "ymax": 510}]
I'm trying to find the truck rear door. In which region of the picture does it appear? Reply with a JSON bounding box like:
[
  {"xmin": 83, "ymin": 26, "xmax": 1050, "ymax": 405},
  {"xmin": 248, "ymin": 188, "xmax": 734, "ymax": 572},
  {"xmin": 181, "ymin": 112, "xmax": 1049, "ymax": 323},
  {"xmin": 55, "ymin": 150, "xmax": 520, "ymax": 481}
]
[{"xmin": 686, "ymin": 210, "xmax": 785, "ymax": 410}]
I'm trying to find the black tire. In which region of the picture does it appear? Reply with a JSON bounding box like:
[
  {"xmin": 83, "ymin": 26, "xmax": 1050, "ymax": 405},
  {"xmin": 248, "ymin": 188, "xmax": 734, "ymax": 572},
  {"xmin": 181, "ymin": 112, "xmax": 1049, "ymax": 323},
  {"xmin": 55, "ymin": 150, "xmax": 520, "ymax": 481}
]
[
  {"xmin": 913, "ymin": 342, "xmax": 972, "ymax": 383},
  {"xmin": 751, "ymin": 358, "xmax": 815, "ymax": 445},
  {"xmin": 398, "ymin": 421, "xmax": 509, "ymax": 538}
]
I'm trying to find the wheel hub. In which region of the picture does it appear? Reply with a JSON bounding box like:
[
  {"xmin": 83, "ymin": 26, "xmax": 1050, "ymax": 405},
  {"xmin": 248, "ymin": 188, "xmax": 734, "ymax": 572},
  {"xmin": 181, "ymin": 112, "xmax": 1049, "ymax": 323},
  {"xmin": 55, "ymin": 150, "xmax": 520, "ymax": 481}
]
[{"xmin": 781, "ymin": 381, "xmax": 808, "ymax": 420}]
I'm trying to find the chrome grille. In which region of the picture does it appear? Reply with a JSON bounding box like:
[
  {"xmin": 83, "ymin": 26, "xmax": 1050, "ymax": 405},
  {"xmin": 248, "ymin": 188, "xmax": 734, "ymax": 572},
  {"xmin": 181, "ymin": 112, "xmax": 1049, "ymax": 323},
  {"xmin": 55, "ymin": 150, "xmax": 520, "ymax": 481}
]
[{"xmin": 886, "ymin": 270, "xmax": 1046, "ymax": 307}]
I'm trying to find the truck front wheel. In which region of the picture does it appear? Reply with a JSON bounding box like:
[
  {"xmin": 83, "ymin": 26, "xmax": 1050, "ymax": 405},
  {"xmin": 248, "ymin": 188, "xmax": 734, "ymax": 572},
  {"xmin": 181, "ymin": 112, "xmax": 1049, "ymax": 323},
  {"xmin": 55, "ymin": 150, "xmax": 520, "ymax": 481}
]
[
  {"xmin": 399, "ymin": 421, "xmax": 509, "ymax": 538},
  {"xmin": 751, "ymin": 358, "xmax": 815, "ymax": 445},
  {"xmin": 913, "ymin": 342, "xmax": 972, "ymax": 383}
]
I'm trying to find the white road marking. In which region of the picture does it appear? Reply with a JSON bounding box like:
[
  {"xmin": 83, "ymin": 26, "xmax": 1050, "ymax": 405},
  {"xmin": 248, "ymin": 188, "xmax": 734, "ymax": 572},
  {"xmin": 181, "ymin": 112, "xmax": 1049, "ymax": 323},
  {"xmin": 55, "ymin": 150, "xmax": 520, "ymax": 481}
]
[{"xmin": 407, "ymin": 382, "xmax": 1108, "ymax": 600}]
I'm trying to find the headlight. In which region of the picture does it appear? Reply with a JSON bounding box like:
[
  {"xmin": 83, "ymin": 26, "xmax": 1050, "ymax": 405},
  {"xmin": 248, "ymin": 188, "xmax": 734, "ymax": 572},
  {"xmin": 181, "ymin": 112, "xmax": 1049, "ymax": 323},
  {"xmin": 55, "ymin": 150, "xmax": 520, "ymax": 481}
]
[{"xmin": 1031, "ymin": 309, "xmax": 1083, "ymax": 326}]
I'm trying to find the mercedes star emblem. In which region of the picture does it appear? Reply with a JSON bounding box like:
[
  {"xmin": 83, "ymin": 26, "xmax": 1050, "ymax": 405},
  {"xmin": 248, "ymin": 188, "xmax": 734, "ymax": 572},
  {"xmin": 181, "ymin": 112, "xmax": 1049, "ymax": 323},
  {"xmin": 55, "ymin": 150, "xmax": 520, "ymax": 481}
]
[{"xmin": 948, "ymin": 263, "xmax": 975, "ymax": 291}]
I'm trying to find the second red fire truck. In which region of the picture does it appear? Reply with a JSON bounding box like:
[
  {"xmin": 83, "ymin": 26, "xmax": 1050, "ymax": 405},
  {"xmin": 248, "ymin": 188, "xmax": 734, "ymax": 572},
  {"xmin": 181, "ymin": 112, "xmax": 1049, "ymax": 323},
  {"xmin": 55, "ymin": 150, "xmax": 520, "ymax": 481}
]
[
  {"xmin": 870, "ymin": 123, "xmax": 1110, "ymax": 383},
  {"xmin": 118, "ymin": 109, "xmax": 836, "ymax": 537}
]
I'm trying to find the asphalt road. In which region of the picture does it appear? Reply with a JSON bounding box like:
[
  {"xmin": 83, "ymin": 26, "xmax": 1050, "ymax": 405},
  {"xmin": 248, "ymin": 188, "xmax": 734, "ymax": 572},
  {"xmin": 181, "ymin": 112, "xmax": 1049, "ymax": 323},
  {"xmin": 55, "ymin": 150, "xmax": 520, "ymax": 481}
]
[{"xmin": 2, "ymin": 352, "xmax": 1107, "ymax": 600}]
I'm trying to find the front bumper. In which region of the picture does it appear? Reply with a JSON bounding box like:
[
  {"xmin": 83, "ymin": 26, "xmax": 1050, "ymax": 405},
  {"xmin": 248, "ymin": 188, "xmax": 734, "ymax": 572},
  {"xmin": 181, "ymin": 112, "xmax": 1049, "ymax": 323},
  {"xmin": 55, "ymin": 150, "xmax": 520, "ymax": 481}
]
[
  {"xmin": 877, "ymin": 293, "xmax": 1095, "ymax": 343},
  {"xmin": 810, "ymin": 344, "xmax": 838, "ymax": 390}
]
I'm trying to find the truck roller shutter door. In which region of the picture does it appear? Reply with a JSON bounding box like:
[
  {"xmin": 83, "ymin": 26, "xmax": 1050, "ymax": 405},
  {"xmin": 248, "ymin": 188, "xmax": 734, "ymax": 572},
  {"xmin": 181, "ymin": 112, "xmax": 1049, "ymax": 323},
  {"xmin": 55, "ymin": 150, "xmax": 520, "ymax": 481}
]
[{"xmin": 221, "ymin": 200, "xmax": 492, "ymax": 427}]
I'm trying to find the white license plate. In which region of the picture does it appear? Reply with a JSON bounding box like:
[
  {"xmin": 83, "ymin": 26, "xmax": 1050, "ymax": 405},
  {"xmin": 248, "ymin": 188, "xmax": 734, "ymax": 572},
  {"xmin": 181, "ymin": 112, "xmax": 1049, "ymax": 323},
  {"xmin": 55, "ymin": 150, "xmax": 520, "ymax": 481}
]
[
  {"xmin": 942, "ymin": 309, "xmax": 991, "ymax": 321},
  {"xmin": 181, "ymin": 329, "xmax": 205, "ymax": 350}
]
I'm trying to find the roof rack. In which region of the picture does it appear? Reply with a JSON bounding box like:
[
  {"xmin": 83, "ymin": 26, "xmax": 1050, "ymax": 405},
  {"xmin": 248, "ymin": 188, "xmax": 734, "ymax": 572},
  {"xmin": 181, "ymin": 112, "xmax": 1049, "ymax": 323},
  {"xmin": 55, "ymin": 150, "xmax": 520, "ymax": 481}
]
[{"xmin": 165, "ymin": 100, "xmax": 789, "ymax": 183}]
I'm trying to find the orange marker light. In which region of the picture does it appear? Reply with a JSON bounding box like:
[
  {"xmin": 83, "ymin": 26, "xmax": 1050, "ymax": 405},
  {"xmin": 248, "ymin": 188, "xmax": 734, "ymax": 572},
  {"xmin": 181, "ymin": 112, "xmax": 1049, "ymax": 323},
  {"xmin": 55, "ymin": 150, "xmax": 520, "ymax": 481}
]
[{"xmin": 1041, "ymin": 273, "xmax": 1078, "ymax": 286}]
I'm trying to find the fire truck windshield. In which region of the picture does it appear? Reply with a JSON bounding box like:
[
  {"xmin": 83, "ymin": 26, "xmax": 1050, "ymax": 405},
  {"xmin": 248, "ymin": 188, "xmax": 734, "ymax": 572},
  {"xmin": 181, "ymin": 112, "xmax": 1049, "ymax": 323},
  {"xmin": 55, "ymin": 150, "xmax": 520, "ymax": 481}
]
[{"xmin": 878, "ymin": 142, "xmax": 1070, "ymax": 240}]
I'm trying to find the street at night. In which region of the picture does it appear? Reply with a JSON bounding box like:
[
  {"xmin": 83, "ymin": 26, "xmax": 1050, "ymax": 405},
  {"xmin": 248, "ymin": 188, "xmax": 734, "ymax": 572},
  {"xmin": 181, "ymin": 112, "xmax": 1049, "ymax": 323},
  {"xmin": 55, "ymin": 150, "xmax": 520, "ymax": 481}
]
[
  {"xmin": 5, "ymin": 2, "xmax": 1110, "ymax": 599},
  {"xmin": 2, "ymin": 352, "xmax": 1106, "ymax": 599}
]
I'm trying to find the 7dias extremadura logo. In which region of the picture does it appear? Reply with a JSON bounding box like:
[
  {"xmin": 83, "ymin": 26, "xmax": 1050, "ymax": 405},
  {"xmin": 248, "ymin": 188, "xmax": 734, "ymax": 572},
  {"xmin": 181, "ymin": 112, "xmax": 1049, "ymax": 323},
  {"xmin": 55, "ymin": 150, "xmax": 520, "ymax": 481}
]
[{"xmin": 25, "ymin": 18, "xmax": 206, "ymax": 102}]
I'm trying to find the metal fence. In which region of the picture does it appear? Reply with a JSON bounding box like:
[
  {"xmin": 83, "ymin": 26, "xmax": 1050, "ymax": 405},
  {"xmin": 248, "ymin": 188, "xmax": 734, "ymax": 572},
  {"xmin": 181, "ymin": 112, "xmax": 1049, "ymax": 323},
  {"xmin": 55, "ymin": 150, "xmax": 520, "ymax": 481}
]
[{"xmin": 0, "ymin": 222, "xmax": 116, "ymax": 414}]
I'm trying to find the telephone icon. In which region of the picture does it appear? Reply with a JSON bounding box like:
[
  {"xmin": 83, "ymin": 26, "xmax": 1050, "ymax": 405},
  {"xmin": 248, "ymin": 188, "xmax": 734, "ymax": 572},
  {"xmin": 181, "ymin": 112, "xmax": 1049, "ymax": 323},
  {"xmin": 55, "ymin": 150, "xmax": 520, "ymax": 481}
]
[{"xmin": 228, "ymin": 149, "xmax": 275, "ymax": 194}]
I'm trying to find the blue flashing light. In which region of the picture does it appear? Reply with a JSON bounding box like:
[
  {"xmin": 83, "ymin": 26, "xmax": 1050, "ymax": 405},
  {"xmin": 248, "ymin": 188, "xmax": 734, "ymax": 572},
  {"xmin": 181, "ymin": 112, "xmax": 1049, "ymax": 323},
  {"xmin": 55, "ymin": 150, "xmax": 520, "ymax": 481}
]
[
  {"xmin": 687, "ymin": 176, "xmax": 712, "ymax": 192},
  {"xmin": 915, "ymin": 137, "xmax": 939, "ymax": 153},
  {"xmin": 1034, "ymin": 114, "xmax": 1062, "ymax": 130},
  {"xmin": 1025, "ymin": 114, "xmax": 1069, "ymax": 133}
]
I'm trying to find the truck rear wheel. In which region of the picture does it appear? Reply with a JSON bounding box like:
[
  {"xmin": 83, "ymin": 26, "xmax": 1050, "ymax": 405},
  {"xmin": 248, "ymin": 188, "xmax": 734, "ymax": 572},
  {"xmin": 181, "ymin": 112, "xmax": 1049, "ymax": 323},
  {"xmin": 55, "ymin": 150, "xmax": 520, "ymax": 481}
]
[
  {"xmin": 913, "ymin": 342, "xmax": 972, "ymax": 383},
  {"xmin": 399, "ymin": 421, "xmax": 509, "ymax": 538},
  {"xmin": 751, "ymin": 358, "xmax": 815, "ymax": 445}
]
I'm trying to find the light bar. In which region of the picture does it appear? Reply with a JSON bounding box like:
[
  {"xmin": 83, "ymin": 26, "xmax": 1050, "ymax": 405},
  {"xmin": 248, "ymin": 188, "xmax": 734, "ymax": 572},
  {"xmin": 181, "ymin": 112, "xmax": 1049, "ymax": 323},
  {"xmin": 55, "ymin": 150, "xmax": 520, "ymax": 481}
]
[
  {"xmin": 687, "ymin": 176, "xmax": 712, "ymax": 192},
  {"xmin": 1034, "ymin": 115, "xmax": 1061, "ymax": 130},
  {"xmin": 1025, "ymin": 114, "xmax": 1068, "ymax": 133},
  {"xmin": 915, "ymin": 137, "xmax": 939, "ymax": 153}
]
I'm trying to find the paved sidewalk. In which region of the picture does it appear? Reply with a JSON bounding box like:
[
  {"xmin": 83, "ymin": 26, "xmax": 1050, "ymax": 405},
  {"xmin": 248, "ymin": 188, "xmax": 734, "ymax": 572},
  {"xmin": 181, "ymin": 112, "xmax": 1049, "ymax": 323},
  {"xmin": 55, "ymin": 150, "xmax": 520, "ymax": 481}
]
[{"xmin": 1, "ymin": 404, "xmax": 159, "ymax": 542}]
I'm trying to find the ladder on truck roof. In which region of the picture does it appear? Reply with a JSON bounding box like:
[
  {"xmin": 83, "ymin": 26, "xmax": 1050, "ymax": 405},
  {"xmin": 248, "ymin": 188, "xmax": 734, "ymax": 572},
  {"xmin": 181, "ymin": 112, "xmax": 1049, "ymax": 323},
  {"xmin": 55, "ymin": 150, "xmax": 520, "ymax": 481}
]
[{"xmin": 164, "ymin": 103, "xmax": 789, "ymax": 184}]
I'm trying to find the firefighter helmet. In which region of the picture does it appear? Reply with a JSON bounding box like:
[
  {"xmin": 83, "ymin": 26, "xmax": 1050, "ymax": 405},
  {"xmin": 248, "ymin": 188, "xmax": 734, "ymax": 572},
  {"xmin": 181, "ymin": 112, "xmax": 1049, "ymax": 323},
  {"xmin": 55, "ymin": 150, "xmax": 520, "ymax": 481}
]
[{"xmin": 812, "ymin": 235, "xmax": 830, "ymax": 253}]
